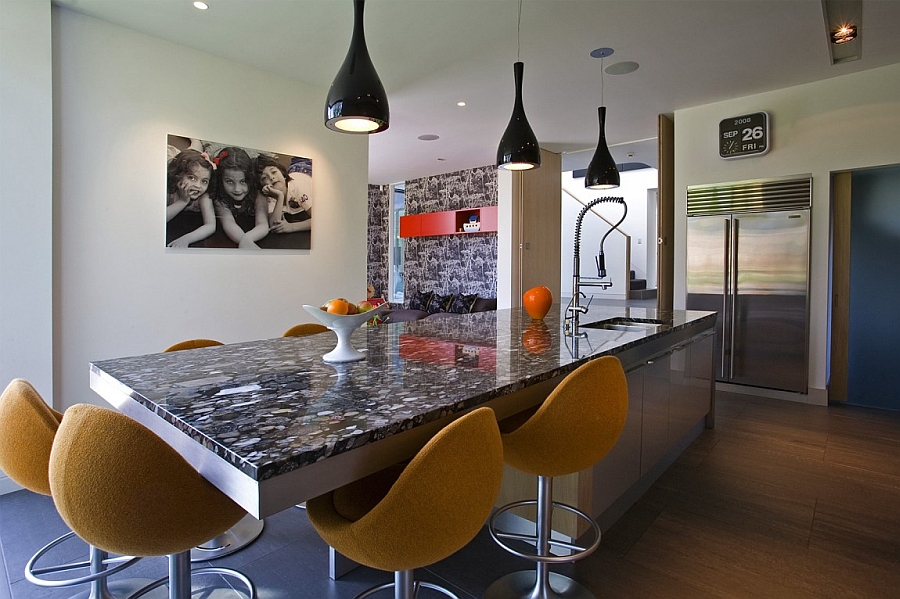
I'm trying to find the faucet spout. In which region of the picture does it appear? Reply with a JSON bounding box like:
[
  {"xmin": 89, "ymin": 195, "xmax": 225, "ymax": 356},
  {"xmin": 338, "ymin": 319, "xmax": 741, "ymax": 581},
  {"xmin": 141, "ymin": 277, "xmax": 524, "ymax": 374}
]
[{"xmin": 571, "ymin": 196, "xmax": 627, "ymax": 316}]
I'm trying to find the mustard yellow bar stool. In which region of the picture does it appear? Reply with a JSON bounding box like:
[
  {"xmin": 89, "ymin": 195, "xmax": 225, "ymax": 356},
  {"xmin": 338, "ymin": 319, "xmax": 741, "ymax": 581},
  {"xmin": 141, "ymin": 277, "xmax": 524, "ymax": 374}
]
[
  {"xmin": 163, "ymin": 339, "xmax": 265, "ymax": 561},
  {"xmin": 306, "ymin": 406, "xmax": 504, "ymax": 599},
  {"xmin": 162, "ymin": 338, "xmax": 224, "ymax": 352},
  {"xmin": 0, "ymin": 379, "xmax": 147, "ymax": 599},
  {"xmin": 282, "ymin": 323, "xmax": 329, "ymax": 337},
  {"xmin": 485, "ymin": 356, "xmax": 629, "ymax": 599},
  {"xmin": 49, "ymin": 403, "xmax": 256, "ymax": 599}
]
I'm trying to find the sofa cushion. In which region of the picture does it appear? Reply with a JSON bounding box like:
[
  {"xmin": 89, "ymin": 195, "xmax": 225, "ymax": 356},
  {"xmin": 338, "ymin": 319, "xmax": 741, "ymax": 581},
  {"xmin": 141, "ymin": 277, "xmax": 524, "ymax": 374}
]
[
  {"xmin": 449, "ymin": 293, "xmax": 478, "ymax": 314},
  {"xmin": 383, "ymin": 309, "xmax": 429, "ymax": 324},
  {"xmin": 407, "ymin": 290, "xmax": 434, "ymax": 311},
  {"xmin": 427, "ymin": 293, "xmax": 455, "ymax": 314},
  {"xmin": 472, "ymin": 297, "xmax": 497, "ymax": 312}
]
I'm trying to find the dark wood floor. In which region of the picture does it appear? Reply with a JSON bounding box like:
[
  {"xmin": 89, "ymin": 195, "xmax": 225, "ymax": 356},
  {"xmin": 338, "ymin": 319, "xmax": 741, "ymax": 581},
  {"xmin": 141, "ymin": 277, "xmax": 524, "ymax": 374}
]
[{"xmin": 3, "ymin": 389, "xmax": 900, "ymax": 599}]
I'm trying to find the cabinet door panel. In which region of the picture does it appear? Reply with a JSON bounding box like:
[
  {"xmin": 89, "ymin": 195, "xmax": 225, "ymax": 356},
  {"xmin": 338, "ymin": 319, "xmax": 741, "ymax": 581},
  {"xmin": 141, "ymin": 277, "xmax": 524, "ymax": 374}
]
[
  {"xmin": 668, "ymin": 345, "xmax": 694, "ymax": 445},
  {"xmin": 641, "ymin": 354, "xmax": 670, "ymax": 477},
  {"xmin": 593, "ymin": 369, "xmax": 643, "ymax": 517},
  {"xmin": 688, "ymin": 333, "xmax": 715, "ymax": 426}
]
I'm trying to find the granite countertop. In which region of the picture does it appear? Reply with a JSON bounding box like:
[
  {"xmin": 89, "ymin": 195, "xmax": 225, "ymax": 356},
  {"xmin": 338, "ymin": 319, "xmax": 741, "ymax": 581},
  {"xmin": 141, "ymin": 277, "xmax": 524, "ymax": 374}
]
[{"xmin": 90, "ymin": 305, "xmax": 715, "ymax": 484}]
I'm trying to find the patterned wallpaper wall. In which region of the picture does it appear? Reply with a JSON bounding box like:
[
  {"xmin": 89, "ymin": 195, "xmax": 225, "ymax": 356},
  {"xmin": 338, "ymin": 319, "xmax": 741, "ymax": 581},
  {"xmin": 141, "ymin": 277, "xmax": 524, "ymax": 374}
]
[
  {"xmin": 403, "ymin": 165, "xmax": 498, "ymax": 300},
  {"xmin": 367, "ymin": 165, "xmax": 498, "ymax": 305},
  {"xmin": 366, "ymin": 184, "xmax": 390, "ymax": 299}
]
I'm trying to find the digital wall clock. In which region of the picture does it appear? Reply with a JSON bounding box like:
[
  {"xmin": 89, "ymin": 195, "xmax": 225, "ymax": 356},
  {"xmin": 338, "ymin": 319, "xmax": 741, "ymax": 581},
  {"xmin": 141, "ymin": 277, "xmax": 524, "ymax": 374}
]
[{"xmin": 719, "ymin": 112, "xmax": 769, "ymax": 159}]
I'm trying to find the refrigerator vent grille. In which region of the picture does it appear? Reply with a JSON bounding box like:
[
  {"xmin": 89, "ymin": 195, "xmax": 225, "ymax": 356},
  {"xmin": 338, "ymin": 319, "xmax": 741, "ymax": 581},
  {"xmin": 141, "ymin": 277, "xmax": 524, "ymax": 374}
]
[{"xmin": 687, "ymin": 176, "xmax": 811, "ymax": 215}]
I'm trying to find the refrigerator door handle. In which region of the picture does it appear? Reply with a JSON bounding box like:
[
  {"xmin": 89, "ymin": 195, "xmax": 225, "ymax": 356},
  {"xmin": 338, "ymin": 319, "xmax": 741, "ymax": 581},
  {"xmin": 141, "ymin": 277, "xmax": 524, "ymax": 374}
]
[
  {"xmin": 730, "ymin": 218, "xmax": 740, "ymax": 380},
  {"xmin": 722, "ymin": 218, "xmax": 731, "ymax": 380}
]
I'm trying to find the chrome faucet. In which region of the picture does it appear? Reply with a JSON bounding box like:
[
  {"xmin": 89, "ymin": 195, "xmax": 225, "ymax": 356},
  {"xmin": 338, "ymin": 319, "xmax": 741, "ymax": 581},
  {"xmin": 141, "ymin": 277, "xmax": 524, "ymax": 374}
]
[{"xmin": 565, "ymin": 197, "xmax": 627, "ymax": 334}]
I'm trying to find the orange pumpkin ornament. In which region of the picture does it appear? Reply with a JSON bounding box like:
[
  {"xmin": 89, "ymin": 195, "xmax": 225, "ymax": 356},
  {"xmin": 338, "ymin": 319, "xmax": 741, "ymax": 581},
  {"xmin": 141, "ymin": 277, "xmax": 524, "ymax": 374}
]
[{"xmin": 522, "ymin": 285, "xmax": 553, "ymax": 320}]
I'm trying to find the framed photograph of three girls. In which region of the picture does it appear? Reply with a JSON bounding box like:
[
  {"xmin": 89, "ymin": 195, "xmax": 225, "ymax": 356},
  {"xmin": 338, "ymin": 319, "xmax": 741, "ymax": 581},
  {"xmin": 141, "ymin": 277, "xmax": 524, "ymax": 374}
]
[{"xmin": 166, "ymin": 134, "xmax": 312, "ymax": 250}]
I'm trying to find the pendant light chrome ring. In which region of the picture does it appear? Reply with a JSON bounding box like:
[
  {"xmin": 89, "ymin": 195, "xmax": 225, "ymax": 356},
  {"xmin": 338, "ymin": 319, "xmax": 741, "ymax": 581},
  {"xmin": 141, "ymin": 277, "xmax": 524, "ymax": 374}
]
[{"xmin": 325, "ymin": 0, "xmax": 389, "ymax": 134}]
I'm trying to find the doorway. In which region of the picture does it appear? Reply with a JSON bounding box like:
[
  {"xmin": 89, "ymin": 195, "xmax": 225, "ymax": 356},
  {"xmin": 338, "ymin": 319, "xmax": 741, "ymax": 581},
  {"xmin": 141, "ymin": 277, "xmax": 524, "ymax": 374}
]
[{"xmin": 831, "ymin": 163, "xmax": 900, "ymax": 410}]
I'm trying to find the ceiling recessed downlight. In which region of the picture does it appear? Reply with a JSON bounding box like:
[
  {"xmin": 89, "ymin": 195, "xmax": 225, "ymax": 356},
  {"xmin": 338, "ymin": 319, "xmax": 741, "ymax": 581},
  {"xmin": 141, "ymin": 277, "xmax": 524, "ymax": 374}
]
[
  {"xmin": 457, "ymin": 101, "xmax": 466, "ymax": 107},
  {"xmin": 193, "ymin": 1, "xmax": 209, "ymax": 10},
  {"xmin": 417, "ymin": 134, "xmax": 440, "ymax": 141},
  {"xmin": 832, "ymin": 24, "xmax": 857, "ymax": 44},
  {"xmin": 605, "ymin": 61, "xmax": 640, "ymax": 75}
]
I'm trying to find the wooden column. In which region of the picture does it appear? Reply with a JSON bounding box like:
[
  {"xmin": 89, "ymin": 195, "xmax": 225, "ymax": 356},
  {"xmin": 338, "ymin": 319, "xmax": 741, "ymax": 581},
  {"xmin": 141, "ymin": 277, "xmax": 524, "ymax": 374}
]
[
  {"xmin": 829, "ymin": 171, "xmax": 852, "ymax": 402},
  {"xmin": 510, "ymin": 148, "xmax": 562, "ymax": 306}
]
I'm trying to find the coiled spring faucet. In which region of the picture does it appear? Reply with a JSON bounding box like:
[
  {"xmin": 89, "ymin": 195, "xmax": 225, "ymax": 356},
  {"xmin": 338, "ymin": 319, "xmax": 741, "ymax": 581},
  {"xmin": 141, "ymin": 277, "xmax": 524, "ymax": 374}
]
[{"xmin": 566, "ymin": 197, "xmax": 627, "ymax": 333}]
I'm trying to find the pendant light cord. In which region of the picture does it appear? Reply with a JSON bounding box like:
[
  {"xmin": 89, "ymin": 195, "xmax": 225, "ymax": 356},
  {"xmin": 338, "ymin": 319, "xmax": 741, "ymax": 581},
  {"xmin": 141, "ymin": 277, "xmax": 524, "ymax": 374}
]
[
  {"xmin": 601, "ymin": 56, "xmax": 605, "ymax": 107},
  {"xmin": 516, "ymin": 0, "xmax": 522, "ymax": 61}
]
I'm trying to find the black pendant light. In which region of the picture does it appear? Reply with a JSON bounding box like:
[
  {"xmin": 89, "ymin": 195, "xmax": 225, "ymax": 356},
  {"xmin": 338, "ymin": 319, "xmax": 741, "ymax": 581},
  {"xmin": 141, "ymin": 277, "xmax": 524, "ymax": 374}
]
[
  {"xmin": 325, "ymin": 0, "xmax": 389, "ymax": 134},
  {"xmin": 585, "ymin": 48, "xmax": 619, "ymax": 189},
  {"xmin": 497, "ymin": 0, "xmax": 540, "ymax": 170}
]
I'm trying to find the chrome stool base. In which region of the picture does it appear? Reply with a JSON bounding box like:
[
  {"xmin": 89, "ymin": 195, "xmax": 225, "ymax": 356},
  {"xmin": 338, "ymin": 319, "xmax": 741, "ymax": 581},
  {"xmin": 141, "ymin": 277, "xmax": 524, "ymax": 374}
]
[
  {"xmin": 25, "ymin": 531, "xmax": 147, "ymax": 599},
  {"xmin": 190, "ymin": 514, "xmax": 264, "ymax": 562},
  {"xmin": 356, "ymin": 570, "xmax": 458, "ymax": 599},
  {"xmin": 67, "ymin": 578, "xmax": 162, "ymax": 599},
  {"xmin": 484, "ymin": 571, "xmax": 595, "ymax": 599},
  {"xmin": 131, "ymin": 551, "xmax": 256, "ymax": 599},
  {"xmin": 487, "ymin": 476, "xmax": 601, "ymax": 599}
]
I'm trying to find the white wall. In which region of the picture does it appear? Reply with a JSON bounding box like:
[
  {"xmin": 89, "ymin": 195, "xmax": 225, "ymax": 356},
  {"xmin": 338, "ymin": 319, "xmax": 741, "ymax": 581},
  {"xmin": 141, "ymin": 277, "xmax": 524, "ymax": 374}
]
[
  {"xmin": 0, "ymin": 0, "xmax": 54, "ymax": 494},
  {"xmin": 674, "ymin": 62, "xmax": 900, "ymax": 401},
  {"xmin": 561, "ymin": 169, "xmax": 656, "ymax": 299},
  {"xmin": 49, "ymin": 8, "xmax": 368, "ymax": 417}
]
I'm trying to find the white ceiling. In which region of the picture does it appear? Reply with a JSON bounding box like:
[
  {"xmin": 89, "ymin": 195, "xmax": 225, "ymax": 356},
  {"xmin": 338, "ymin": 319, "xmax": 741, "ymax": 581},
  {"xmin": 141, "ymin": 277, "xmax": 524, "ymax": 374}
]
[{"xmin": 53, "ymin": 0, "xmax": 900, "ymax": 184}]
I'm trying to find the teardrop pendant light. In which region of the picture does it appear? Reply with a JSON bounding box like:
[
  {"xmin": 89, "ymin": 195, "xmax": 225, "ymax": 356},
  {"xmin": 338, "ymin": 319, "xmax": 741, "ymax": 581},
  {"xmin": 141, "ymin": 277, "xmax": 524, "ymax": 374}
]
[
  {"xmin": 325, "ymin": 0, "xmax": 389, "ymax": 134},
  {"xmin": 585, "ymin": 106, "xmax": 620, "ymax": 189},
  {"xmin": 497, "ymin": 0, "xmax": 540, "ymax": 170},
  {"xmin": 585, "ymin": 48, "xmax": 619, "ymax": 189}
]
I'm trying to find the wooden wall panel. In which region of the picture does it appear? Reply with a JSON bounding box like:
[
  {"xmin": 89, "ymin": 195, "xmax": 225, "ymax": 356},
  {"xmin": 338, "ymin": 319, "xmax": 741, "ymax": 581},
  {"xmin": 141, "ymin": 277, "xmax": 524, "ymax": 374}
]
[
  {"xmin": 657, "ymin": 115, "xmax": 675, "ymax": 311},
  {"xmin": 829, "ymin": 171, "xmax": 851, "ymax": 402},
  {"xmin": 511, "ymin": 149, "xmax": 562, "ymax": 306}
]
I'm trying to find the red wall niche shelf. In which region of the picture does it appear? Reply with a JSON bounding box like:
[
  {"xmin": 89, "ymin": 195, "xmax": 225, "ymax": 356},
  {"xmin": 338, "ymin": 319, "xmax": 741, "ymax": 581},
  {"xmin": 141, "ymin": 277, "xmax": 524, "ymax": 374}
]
[{"xmin": 399, "ymin": 206, "xmax": 498, "ymax": 238}]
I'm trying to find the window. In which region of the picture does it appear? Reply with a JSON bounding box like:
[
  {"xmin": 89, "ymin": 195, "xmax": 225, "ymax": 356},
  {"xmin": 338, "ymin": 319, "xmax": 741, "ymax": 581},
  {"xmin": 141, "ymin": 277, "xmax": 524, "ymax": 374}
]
[{"xmin": 389, "ymin": 183, "xmax": 405, "ymax": 303}]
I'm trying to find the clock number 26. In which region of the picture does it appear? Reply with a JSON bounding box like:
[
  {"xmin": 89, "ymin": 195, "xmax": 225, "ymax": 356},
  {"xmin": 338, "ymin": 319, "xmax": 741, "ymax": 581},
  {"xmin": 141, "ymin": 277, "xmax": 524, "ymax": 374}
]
[{"xmin": 742, "ymin": 126, "xmax": 764, "ymax": 142}]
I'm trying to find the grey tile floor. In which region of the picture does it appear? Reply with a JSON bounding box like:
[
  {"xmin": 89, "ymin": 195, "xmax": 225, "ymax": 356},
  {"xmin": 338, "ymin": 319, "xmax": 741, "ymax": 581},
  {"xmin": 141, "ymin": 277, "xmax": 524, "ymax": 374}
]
[
  {"xmin": 5, "ymin": 389, "xmax": 900, "ymax": 598},
  {"xmin": 0, "ymin": 492, "xmax": 527, "ymax": 599}
]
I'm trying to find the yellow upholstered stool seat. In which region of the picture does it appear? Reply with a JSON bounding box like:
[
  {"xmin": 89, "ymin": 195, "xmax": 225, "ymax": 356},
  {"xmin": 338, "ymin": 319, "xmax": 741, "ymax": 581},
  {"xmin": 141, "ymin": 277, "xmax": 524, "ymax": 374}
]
[
  {"xmin": 282, "ymin": 323, "xmax": 329, "ymax": 337},
  {"xmin": 485, "ymin": 356, "xmax": 629, "ymax": 599},
  {"xmin": 163, "ymin": 339, "xmax": 265, "ymax": 561},
  {"xmin": 0, "ymin": 379, "xmax": 145, "ymax": 599},
  {"xmin": 49, "ymin": 404, "xmax": 256, "ymax": 599},
  {"xmin": 307, "ymin": 406, "xmax": 504, "ymax": 599},
  {"xmin": 162, "ymin": 338, "xmax": 223, "ymax": 352}
]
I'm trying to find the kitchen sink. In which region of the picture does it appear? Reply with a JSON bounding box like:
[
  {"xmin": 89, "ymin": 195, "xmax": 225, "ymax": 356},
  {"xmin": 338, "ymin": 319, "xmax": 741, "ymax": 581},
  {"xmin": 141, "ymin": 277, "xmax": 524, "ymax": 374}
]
[{"xmin": 580, "ymin": 317, "xmax": 667, "ymax": 333}]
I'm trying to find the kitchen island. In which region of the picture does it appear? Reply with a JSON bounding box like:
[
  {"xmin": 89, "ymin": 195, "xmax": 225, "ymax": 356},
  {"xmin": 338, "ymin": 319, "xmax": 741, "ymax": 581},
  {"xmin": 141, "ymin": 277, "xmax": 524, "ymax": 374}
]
[{"xmin": 90, "ymin": 304, "xmax": 716, "ymax": 527}]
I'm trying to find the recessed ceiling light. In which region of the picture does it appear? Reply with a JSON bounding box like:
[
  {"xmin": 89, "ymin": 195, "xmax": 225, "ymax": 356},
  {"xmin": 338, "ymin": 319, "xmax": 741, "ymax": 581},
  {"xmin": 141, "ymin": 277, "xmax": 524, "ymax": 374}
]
[
  {"xmin": 417, "ymin": 134, "xmax": 440, "ymax": 141},
  {"xmin": 605, "ymin": 61, "xmax": 640, "ymax": 75},
  {"xmin": 822, "ymin": 0, "xmax": 862, "ymax": 64},
  {"xmin": 193, "ymin": 1, "xmax": 209, "ymax": 9},
  {"xmin": 832, "ymin": 24, "xmax": 857, "ymax": 44},
  {"xmin": 457, "ymin": 101, "xmax": 466, "ymax": 107}
]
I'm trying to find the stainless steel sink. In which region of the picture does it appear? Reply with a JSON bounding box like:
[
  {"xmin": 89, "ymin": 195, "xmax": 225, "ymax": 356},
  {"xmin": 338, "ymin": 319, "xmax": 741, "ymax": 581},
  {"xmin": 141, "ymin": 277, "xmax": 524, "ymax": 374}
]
[{"xmin": 580, "ymin": 317, "xmax": 667, "ymax": 333}]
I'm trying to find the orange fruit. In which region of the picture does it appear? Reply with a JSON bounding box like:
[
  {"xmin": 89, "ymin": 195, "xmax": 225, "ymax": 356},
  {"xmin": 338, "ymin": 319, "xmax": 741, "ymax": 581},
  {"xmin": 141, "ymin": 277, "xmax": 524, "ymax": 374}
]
[
  {"xmin": 325, "ymin": 299, "xmax": 350, "ymax": 315},
  {"xmin": 523, "ymin": 285, "xmax": 553, "ymax": 320}
]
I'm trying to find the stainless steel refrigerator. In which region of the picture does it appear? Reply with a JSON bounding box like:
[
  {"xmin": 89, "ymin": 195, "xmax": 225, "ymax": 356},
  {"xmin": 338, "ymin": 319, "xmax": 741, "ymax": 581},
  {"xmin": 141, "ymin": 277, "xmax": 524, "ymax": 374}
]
[{"xmin": 686, "ymin": 176, "xmax": 811, "ymax": 394}]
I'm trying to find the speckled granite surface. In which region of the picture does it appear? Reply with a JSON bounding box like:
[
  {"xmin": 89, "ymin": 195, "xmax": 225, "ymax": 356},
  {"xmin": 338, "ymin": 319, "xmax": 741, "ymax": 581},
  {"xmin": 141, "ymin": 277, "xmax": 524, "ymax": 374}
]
[{"xmin": 90, "ymin": 305, "xmax": 715, "ymax": 483}]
